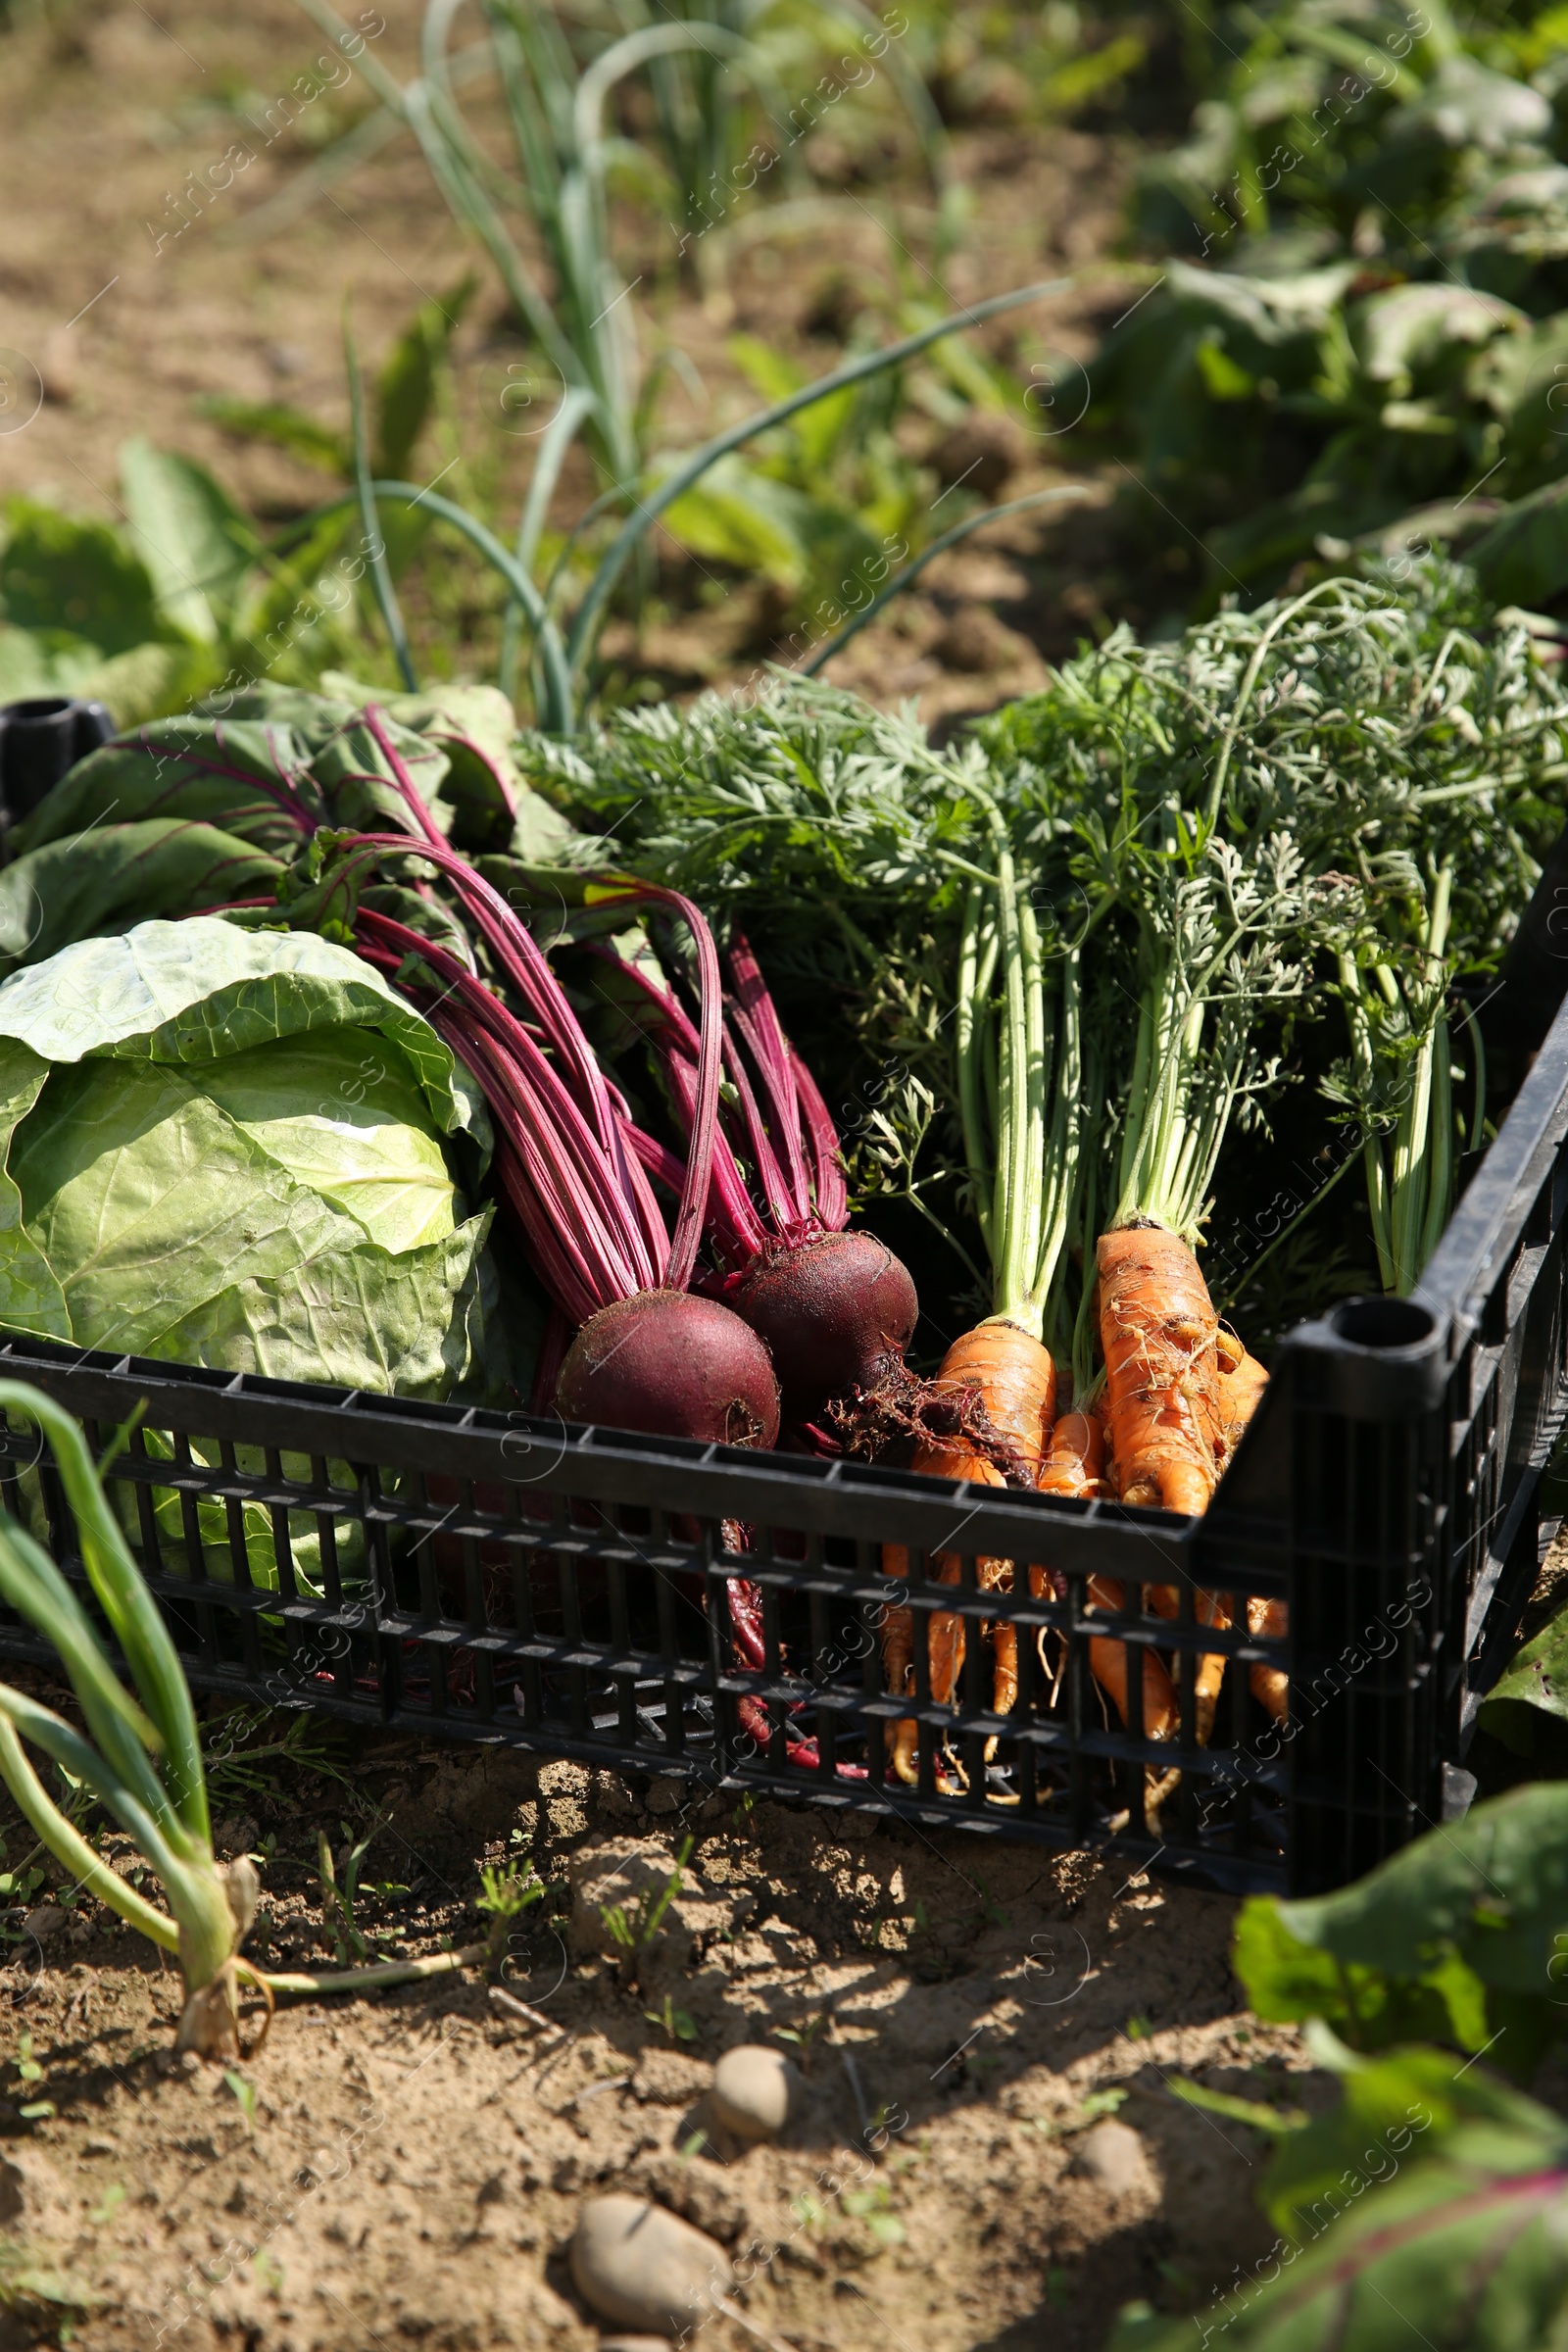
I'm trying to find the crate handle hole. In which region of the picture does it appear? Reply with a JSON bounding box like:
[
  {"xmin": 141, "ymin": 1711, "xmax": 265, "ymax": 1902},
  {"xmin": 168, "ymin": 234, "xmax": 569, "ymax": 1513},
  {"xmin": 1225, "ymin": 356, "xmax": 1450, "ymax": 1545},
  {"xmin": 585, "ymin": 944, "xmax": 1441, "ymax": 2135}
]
[{"xmin": 1329, "ymin": 1298, "xmax": 1437, "ymax": 1350}]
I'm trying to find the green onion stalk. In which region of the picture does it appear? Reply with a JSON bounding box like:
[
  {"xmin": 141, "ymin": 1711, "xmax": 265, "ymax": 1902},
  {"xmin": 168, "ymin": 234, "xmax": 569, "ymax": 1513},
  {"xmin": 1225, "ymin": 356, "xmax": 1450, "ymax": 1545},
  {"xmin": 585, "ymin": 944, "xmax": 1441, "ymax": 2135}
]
[{"xmin": 0, "ymin": 1387, "xmax": 487, "ymax": 2059}]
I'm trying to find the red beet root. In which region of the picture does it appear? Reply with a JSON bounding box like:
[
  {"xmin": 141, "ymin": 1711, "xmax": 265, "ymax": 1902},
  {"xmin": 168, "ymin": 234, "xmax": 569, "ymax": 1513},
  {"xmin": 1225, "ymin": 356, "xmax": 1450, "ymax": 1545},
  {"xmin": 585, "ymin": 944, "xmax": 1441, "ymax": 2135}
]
[
  {"xmin": 734, "ymin": 1229, "xmax": 917, "ymax": 1425},
  {"xmin": 556, "ymin": 1289, "xmax": 781, "ymax": 1447}
]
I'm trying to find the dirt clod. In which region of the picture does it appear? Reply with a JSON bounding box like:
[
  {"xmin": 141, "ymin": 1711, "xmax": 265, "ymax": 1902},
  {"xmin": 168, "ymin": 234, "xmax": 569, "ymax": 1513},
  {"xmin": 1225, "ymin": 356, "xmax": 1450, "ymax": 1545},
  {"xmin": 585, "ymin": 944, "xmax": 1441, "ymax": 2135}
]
[
  {"xmin": 0, "ymin": 2145, "xmax": 73, "ymax": 2236},
  {"xmin": 630, "ymin": 2050, "xmax": 710, "ymax": 2108},
  {"xmin": 567, "ymin": 1838, "xmax": 739, "ymax": 1981},
  {"xmin": 930, "ymin": 409, "xmax": 1027, "ymax": 496},
  {"xmin": 932, "ymin": 605, "xmax": 1035, "ymax": 674}
]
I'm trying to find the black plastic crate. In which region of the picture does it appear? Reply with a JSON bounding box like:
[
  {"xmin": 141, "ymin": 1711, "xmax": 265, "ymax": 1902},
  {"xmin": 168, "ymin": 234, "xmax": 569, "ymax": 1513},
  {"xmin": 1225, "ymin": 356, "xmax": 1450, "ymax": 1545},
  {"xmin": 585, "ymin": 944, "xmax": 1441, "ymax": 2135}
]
[
  {"xmin": 2, "ymin": 714, "xmax": 1567, "ymax": 1895},
  {"xmin": 0, "ymin": 942, "xmax": 1565, "ymax": 1901}
]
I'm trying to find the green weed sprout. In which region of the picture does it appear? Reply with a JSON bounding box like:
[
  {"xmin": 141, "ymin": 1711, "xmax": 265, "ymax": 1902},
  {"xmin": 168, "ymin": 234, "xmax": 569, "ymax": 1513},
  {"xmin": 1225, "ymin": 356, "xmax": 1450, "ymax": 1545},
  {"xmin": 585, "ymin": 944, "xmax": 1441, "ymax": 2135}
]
[
  {"xmin": 644, "ymin": 1991, "xmax": 697, "ymax": 2045},
  {"xmin": 601, "ymin": 1834, "xmax": 694, "ymax": 1989},
  {"xmin": 316, "ymin": 1819, "xmax": 409, "ymax": 1967},
  {"xmin": 0, "ymin": 1384, "xmax": 487, "ymax": 2058},
  {"xmin": 476, "ymin": 1859, "xmax": 548, "ymax": 1968},
  {"xmin": 770, "ymin": 2009, "xmax": 829, "ymax": 2070}
]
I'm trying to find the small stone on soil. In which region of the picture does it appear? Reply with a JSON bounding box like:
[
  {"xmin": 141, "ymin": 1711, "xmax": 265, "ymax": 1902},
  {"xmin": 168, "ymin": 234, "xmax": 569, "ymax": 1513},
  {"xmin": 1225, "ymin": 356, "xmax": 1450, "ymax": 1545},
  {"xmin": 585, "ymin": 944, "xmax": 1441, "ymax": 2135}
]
[
  {"xmin": 710, "ymin": 2045, "xmax": 799, "ymax": 2143},
  {"xmin": 570, "ymin": 2194, "xmax": 733, "ymax": 2334},
  {"xmin": 1072, "ymin": 2118, "xmax": 1150, "ymax": 2196}
]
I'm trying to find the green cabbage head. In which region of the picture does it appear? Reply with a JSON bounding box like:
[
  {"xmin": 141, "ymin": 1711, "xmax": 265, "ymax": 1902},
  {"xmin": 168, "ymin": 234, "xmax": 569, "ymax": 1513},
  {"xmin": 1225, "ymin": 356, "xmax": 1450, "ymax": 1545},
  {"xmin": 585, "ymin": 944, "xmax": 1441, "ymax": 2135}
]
[{"xmin": 0, "ymin": 916, "xmax": 495, "ymax": 1397}]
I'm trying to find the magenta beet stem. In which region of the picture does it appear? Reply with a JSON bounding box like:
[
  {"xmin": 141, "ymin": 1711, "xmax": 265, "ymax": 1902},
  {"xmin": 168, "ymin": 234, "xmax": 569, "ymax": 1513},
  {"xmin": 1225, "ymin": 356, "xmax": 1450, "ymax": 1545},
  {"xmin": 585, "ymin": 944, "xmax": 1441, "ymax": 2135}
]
[
  {"xmin": 659, "ymin": 1045, "xmax": 770, "ymax": 1267},
  {"xmin": 724, "ymin": 932, "xmax": 816, "ymax": 1221},
  {"xmin": 721, "ymin": 1006, "xmax": 813, "ymax": 1245},
  {"xmin": 353, "ymin": 907, "xmax": 666, "ymax": 1325},
  {"xmin": 621, "ymin": 1113, "xmax": 762, "ymax": 1268},
  {"xmin": 365, "ymin": 910, "xmax": 663, "ymax": 1278},
  {"xmin": 736, "ymin": 1693, "xmax": 822, "ymax": 1770},
  {"xmin": 612, "ymin": 929, "xmax": 807, "ymax": 1241},
  {"xmin": 581, "ymin": 943, "xmax": 767, "ymax": 1266},
  {"xmin": 725, "ymin": 1580, "xmax": 867, "ymax": 1778},
  {"xmin": 789, "ymin": 1045, "xmax": 849, "ymax": 1229},
  {"xmin": 353, "ymin": 708, "xmax": 723, "ymax": 1294},
  {"xmin": 350, "ymin": 706, "xmax": 723, "ymax": 1298},
  {"xmin": 727, "ymin": 1578, "xmax": 767, "ymax": 1672},
  {"xmin": 585, "ymin": 928, "xmax": 847, "ymax": 1260}
]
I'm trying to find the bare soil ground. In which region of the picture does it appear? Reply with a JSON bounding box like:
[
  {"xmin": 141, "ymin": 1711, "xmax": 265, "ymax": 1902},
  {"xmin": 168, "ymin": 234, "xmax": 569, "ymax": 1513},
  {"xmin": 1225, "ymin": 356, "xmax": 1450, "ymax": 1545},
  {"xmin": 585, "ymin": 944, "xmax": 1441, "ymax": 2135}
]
[
  {"xmin": 0, "ymin": 11, "xmax": 1335, "ymax": 2349},
  {"xmin": 0, "ymin": 1732, "xmax": 1313, "ymax": 2352}
]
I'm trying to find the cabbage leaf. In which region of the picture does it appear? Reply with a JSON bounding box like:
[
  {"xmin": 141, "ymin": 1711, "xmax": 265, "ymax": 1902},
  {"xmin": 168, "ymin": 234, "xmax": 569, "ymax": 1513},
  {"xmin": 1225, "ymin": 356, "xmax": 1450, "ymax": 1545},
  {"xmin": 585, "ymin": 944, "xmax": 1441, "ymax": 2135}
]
[{"xmin": 0, "ymin": 917, "xmax": 496, "ymax": 1399}]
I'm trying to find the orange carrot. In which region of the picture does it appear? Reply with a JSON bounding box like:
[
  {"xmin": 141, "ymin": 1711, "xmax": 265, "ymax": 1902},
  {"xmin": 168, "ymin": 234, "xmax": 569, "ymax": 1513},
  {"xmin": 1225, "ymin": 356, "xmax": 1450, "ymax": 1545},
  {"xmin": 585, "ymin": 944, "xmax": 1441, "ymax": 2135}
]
[
  {"xmin": 882, "ymin": 1318, "xmax": 1055, "ymax": 1786},
  {"xmin": 1085, "ymin": 1576, "xmax": 1179, "ymax": 1741},
  {"xmin": 1028, "ymin": 1412, "xmax": 1180, "ymax": 1741},
  {"xmin": 933, "ymin": 1317, "xmax": 1058, "ymax": 1472},
  {"xmin": 1098, "ymin": 1224, "xmax": 1224, "ymax": 1514},
  {"xmin": 981, "ymin": 1408, "xmax": 1109, "ymax": 1728},
  {"xmin": 1038, "ymin": 1409, "xmax": 1110, "ymax": 1499},
  {"xmin": 1140, "ymin": 1347, "xmax": 1274, "ymax": 1734},
  {"xmin": 1145, "ymin": 1582, "xmax": 1231, "ymax": 1741},
  {"xmin": 1248, "ymin": 1595, "xmax": 1289, "ymax": 1721},
  {"xmin": 1216, "ymin": 1345, "xmax": 1284, "ymax": 1717},
  {"xmin": 1098, "ymin": 1265, "xmax": 1278, "ymax": 1733},
  {"xmin": 1217, "ymin": 1341, "xmax": 1270, "ymax": 1471}
]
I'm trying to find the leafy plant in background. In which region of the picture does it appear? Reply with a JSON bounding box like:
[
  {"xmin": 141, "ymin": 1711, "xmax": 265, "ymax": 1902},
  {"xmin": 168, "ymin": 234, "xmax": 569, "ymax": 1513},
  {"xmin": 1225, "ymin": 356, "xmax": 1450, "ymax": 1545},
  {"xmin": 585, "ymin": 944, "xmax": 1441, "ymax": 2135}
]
[
  {"xmin": 0, "ymin": 275, "xmax": 514, "ymax": 729},
  {"xmin": 257, "ymin": 0, "xmax": 1066, "ymax": 675},
  {"xmin": 1087, "ymin": 0, "xmax": 1568, "ymax": 604},
  {"xmin": 602, "ymin": 0, "xmax": 953, "ymax": 242},
  {"xmin": 295, "ymin": 275, "xmax": 1066, "ymax": 728},
  {"xmin": 660, "ymin": 324, "xmax": 932, "ymax": 613},
  {"xmin": 0, "ymin": 438, "xmax": 377, "ymax": 726},
  {"xmin": 897, "ymin": 0, "xmax": 1148, "ymax": 132},
  {"xmin": 200, "ymin": 279, "xmax": 477, "ymax": 497},
  {"xmin": 2, "ymin": 275, "xmax": 1062, "ymax": 734}
]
